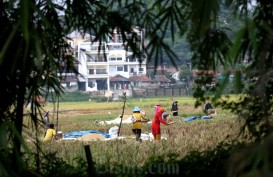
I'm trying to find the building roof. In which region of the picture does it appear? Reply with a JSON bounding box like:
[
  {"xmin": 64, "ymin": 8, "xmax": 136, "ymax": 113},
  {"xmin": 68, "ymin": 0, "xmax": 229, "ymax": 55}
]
[
  {"xmin": 153, "ymin": 75, "xmax": 170, "ymax": 82},
  {"xmin": 129, "ymin": 75, "xmax": 152, "ymax": 82},
  {"xmin": 110, "ymin": 74, "xmax": 129, "ymax": 82}
]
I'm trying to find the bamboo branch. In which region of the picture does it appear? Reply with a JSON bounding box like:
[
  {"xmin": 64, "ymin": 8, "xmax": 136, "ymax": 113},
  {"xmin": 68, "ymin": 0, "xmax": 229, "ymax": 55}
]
[{"xmin": 118, "ymin": 92, "xmax": 126, "ymax": 136}]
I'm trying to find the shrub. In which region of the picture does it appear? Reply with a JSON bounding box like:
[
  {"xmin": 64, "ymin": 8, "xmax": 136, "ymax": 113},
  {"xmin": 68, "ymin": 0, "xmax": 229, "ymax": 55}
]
[
  {"xmin": 59, "ymin": 92, "xmax": 90, "ymax": 102},
  {"xmin": 91, "ymin": 96, "xmax": 108, "ymax": 102}
]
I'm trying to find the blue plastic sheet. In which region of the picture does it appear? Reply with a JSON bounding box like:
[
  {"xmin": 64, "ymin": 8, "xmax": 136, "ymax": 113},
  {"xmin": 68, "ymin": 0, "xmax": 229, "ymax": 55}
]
[
  {"xmin": 201, "ymin": 115, "xmax": 212, "ymax": 119},
  {"xmin": 182, "ymin": 115, "xmax": 213, "ymax": 122},
  {"xmin": 63, "ymin": 130, "xmax": 111, "ymax": 139},
  {"xmin": 182, "ymin": 116, "xmax": 199, "ymax": 122}
]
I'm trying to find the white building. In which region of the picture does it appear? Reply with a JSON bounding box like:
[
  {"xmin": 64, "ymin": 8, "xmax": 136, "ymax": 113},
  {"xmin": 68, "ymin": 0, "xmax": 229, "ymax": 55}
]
[
  {"xmin": 59, "ymin": 31, "xmax": 91, "ymax": 91},
  {"xmin": 77, "ymin": 29, "xmax": 147, "ymax": 91}
]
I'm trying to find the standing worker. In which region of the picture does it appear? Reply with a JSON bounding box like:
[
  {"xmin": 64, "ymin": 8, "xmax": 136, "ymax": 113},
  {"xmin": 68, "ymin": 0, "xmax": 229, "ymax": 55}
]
[
  {"xmin": 171, "ymin": 100, "xmax": 179, "ymax": 116},
  {"xmin": 43, "ymin": 111, "xmax": 50, "ymax": 129},
  {"xmin": 151, "ymin": 107, "xmax": 169, "ymax": 141},
  {"xmin": 131, "ymin": 106, "xmax": 149, "ymax": 142},
  {"xmin": 155, "ymin": 104, "xmax": 161, "ymax": 113}
]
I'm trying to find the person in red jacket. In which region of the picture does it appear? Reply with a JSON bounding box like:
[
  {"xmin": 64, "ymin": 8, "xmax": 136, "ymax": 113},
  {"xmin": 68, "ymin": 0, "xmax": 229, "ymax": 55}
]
[{"xmin": 151, "ymin": 107, "xmax": 168, "ymax": 141}]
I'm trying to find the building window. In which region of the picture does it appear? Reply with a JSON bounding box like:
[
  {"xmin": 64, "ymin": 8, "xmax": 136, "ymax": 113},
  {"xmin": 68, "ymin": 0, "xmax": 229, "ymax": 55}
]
[
  {"xmin": 124, "ymin": 65, "xmax": 128, "ymax": 72},
  {"xmin": 109, "ymin": 66, "xmax": 115, "ymax": 72},
  {"xmin": 110, "ymin": 54, "xmax": 123, "ymax": 61},
  {"xmin": 89, "ymin": 69, "xmax": 94, "ymax": 74},
  {"xmin": 117, "ymin": 66, "xmax": 123, "ymax": 71},
  {"xmin": 126, "ymin": 55, "xmax": 136, "ymax": 62},
  {"xmin": 139, "ymin": 67, "xmax": 144, "ymax": 74},
  {"xmin": 97, "ymin": 56, "xmax": 105, "ymax": 62},
  {"xmin": 96, "ymin": 69, "xmax": 107, "ymax": 74},
  {"xmin": 130, "ymin": 68, "xmax": 134, "ymax": 73},
  {"xmin": 88, "ymin": 80, "xmax": 94, "ymax": 88}
]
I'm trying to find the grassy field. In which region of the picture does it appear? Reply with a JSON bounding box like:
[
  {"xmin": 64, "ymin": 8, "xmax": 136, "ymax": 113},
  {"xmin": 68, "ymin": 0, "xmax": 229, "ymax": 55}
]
[{"xmin": 24, "ymin": 96, "xmax": 242, "ymax": 172}]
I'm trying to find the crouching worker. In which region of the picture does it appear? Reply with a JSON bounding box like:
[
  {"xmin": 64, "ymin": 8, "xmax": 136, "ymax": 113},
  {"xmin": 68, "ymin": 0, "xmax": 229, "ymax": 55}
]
[
  {"xmin": 204, "ymin": 101, "xmax": 216, "ymax": 116},
  {"xmin": 162, "ymin": 111, "xmax": 175, "ymax": 124},
  {"xmin": 43, "ymin": 123, "xmax": 56, "ymax": 142},
  {"xmin": 131, "ymin": 106, "xmax": 149, "ymax": 142}
]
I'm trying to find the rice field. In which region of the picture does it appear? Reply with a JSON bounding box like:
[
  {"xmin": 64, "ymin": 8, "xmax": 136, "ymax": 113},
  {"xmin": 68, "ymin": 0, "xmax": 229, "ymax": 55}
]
[{"xmin": 24, "ymin": 96, "xmax": 242, "ymax": 170}]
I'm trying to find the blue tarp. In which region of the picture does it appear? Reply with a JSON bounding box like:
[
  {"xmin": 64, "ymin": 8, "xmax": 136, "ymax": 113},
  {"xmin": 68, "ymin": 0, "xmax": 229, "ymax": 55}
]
[
  {"xmin": 201, "ymin": 115, "xmax": 212, "ymax": 119},
  {"xmin": 182, "ymin": 116, "xmax": 199, "ymax": 122},
  {"xmin": 182, "ymin": 115, "xmax": 213, "ymax": 122},
  {"xmin": 63, "ymin": 130, "xmax": 111, "ymax": 139}
]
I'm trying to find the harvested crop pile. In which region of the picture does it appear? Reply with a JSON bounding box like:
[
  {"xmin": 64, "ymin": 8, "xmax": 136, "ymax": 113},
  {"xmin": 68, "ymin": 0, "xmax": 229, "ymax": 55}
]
[
  {"xmin": 120, "ymin": 114, "xmax": 131, "ymax": 119},
  {"xmin": 77, "ymin": 133, "xmax": 106, "ymax": 141}
]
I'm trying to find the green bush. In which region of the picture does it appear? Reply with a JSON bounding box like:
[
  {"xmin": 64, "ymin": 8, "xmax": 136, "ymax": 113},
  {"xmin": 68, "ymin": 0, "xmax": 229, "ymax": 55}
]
[
  {"xmin": 91, "ymin": 96, "xmax": 108, "ymax": 102},
  {"xmin": 59, "ymin": 92, "xmax": 90, "ymax": 102}
]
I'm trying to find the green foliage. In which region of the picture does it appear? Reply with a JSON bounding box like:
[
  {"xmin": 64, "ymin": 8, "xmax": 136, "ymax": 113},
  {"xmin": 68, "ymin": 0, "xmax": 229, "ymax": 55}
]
[
  {"xmin": 169, "ymin": 77, "xmax": 176, "ymax": 84},
  {"xmin": 91, "ymin": 96, "xmax": 108, "ymax": 103},
  {"xmin": 177, "ymin": 142, "xmax": 232, "ymax": 177},
  {"xmin": 39, "ymin": 153, "xmax": 85, "ymax": 177},
  {"xmin": 58, "ymin": 92, "xmax": 90, "ymax": 102},
  {"xmin": 23, "ymin": 152, "xmax": 88, "ymax": 177},
  {"xmin": 1, "ymin": 0, "xmax": 273, "ymax": 176},
  {"xmin": 188, "ymin": 0, "xmax": 273, "ymax": 143},
  {"xmin": 228, "ymin": 135, "xmax": 273, "ymax": 177},
  {"xmin": 0, "ymin": 0, "xmax": 78, "ymax": 170}
]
